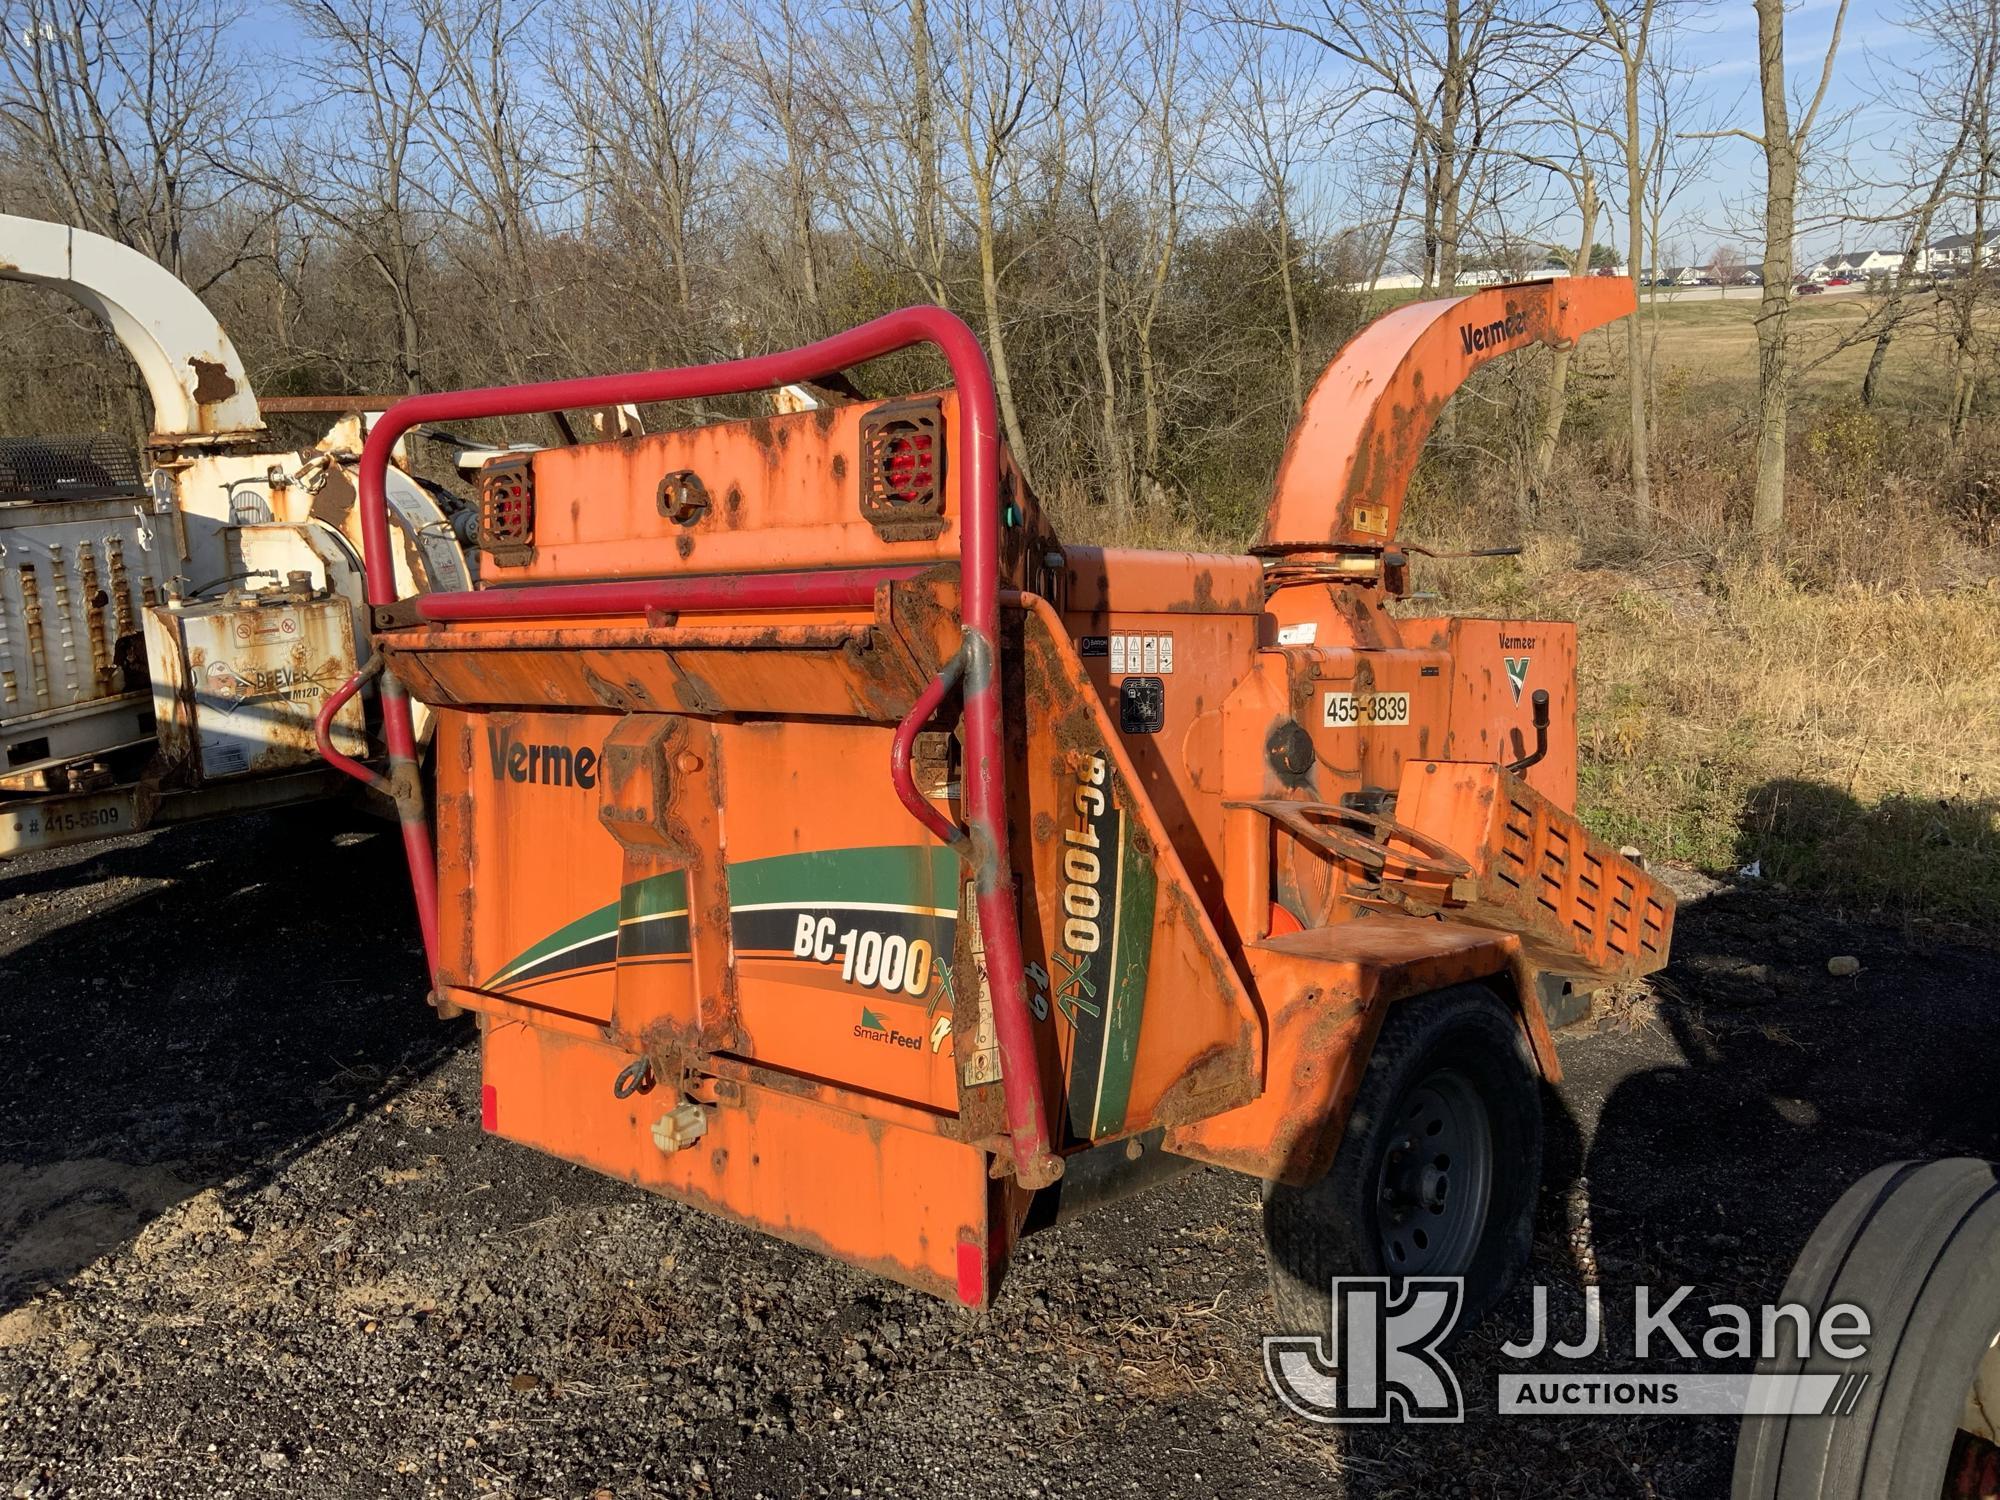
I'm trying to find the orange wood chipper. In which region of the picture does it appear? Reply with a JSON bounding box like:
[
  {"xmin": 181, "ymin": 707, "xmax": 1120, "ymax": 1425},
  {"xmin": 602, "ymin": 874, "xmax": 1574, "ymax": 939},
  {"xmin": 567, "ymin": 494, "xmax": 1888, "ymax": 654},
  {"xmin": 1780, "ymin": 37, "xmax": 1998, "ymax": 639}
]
[{"xmin": 315, "ymin": 276, "xmax": 1673, "ymax": 1324}]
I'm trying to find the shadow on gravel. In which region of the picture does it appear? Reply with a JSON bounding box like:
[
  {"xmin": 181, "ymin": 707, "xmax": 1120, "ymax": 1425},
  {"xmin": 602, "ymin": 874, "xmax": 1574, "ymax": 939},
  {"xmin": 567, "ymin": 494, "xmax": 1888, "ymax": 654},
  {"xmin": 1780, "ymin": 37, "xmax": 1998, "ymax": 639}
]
[
  {"xmin": 0, "ymin": 811, "xmax": 467, "ymax": 1313},
  {"xmin": 1735, "ymin": 776, "xmax": 2000, "ymax": 930}
]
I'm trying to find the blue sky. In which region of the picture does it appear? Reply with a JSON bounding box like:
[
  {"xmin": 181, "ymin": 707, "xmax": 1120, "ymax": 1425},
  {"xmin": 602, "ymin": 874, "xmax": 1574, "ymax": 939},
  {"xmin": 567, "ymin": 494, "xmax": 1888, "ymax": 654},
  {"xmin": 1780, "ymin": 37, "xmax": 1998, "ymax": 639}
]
[{"xmin": 1668, "ymin": 0, "xmax": 1933, "ymax": 258}]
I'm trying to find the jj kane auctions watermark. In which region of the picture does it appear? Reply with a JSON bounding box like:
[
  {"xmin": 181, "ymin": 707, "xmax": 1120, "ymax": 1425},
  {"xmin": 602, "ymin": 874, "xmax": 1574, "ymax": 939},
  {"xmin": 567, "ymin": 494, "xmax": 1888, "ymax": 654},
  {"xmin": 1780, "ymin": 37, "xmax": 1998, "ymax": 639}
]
[{"xmin": 1264, "ymin": 1279, "xmax": 1873, "ymax": 1423}]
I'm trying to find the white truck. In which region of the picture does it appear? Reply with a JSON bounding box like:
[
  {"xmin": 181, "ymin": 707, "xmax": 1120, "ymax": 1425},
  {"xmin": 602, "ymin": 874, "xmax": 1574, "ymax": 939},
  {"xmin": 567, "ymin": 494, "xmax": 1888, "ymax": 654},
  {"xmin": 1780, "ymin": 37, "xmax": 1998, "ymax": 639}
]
[{"xmin": 0, "ymin": 216, "xmax": 471, "ymax": 860}]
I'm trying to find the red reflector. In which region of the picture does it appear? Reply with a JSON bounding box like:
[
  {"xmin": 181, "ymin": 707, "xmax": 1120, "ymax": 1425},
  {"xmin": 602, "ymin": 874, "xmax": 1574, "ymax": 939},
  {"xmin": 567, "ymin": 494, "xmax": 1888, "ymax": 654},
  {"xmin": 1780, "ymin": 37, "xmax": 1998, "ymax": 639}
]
[
  {"xmin": 480, "ymin": 1083, "xmax": 497, "ymax": 1131},
  {"xmin": 955, "ymin": 1240, "xmax": 983, "ymax": 1306}
]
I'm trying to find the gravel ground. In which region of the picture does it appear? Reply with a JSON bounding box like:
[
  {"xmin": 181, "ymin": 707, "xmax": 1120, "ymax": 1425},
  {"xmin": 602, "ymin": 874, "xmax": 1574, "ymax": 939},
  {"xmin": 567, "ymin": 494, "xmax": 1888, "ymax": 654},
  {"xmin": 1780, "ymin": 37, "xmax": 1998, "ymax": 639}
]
[{"xmin": 1, "ymin": 812, "xmax": 1995, "ymax": 1499}]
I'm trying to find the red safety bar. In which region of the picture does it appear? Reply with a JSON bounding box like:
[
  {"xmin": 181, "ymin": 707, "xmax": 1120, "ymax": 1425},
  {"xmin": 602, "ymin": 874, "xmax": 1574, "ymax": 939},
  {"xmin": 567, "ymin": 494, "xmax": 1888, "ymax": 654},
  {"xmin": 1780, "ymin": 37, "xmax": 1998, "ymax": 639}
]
[
  {"xmin": 413, "ymin": 566, "xmax": 931, "ymax": 622},
  {"xmin": 314, "ymin": 307, "xmax": 1063, "ymax": 1188}
]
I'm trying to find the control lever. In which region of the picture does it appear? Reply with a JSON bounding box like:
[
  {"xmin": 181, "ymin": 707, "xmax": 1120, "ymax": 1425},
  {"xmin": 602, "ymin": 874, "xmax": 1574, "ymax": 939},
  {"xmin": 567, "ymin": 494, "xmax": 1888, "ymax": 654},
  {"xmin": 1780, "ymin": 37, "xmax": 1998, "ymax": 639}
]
[{"xmin": 1508, "ymin": 688, "xmax": 1550, "ymax": 776}]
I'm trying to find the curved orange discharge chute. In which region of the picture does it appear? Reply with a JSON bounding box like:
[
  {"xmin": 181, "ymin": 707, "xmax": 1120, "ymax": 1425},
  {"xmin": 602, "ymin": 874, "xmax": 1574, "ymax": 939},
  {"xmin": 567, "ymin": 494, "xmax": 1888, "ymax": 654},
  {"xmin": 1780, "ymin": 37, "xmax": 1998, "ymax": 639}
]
[{"xmin": 1258, "ymin": 276, "xmax": 1637, "ymax": 551}]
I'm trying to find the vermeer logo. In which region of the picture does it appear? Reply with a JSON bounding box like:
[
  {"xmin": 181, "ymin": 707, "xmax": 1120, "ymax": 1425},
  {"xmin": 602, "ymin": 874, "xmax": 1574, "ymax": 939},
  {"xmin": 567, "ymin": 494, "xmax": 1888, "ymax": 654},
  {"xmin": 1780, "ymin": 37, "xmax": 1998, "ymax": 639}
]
[
  {"xmin": 1460, "ymin": 307, "xmax": 1531, "ymax": 355},
  {"xmin": 486, "ymin": 726, "xmax": 598, "ymax": 789}
]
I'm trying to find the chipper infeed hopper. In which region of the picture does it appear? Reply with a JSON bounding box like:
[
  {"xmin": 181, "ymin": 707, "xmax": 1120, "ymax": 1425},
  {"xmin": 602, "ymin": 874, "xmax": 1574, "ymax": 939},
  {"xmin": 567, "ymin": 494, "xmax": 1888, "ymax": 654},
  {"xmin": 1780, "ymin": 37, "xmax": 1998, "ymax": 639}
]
[{"xmin": 320, "ymin": 283, "xmax": 1673, "ymax": 1311}]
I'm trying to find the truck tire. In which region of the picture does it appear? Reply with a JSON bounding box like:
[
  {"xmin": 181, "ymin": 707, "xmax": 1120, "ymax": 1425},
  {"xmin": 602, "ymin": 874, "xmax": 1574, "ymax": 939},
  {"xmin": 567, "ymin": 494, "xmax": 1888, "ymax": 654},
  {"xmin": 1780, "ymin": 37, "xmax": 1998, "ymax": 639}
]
[
  {"xmin": 1263, "ymin": 984, "xmax": 1542, "ymax": 1337},
  {"xmin": 1732, "ymin": 1158, "xmax": 2000, "ymax": 1500}
]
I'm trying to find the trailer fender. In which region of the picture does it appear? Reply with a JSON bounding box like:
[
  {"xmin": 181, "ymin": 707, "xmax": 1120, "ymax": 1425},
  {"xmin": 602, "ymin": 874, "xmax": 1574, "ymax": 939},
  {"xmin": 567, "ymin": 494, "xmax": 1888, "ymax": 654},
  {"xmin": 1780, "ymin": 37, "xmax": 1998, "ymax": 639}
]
[{"xmin": 1163, "ymin": 915, "xmax": 1560, "ymax": 1186}]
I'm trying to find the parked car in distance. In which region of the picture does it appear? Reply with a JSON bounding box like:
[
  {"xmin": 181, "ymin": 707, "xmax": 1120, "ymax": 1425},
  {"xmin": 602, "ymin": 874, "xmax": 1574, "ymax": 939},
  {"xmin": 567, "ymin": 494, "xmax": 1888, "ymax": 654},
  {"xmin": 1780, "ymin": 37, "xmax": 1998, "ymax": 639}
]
[{"xmin": 1796, "ymin": 281, "xmax": 1825, "ymax": 295}]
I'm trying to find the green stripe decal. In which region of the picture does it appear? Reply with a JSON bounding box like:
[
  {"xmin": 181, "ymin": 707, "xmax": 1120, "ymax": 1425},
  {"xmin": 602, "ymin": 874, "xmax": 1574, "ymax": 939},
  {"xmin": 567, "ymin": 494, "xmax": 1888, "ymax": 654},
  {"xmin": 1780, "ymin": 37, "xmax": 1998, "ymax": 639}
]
[
  {"xmin": 617, "ymin": 870, "xmax": 690, "ymax": 961},
  {"xmin": 1089, "ymin": 816, "xmax": 1157, "ymax": 1138},
  {"xmin": 482, "ymin": 845, "xmax": 958, "ymax": 990},
  {"xmin": 488, "ymin": 904, "xmax": 620, "ymax": 987},
  {"xmin": 729, "ymin": 845, "xmax": 958, "ymax": 915}
]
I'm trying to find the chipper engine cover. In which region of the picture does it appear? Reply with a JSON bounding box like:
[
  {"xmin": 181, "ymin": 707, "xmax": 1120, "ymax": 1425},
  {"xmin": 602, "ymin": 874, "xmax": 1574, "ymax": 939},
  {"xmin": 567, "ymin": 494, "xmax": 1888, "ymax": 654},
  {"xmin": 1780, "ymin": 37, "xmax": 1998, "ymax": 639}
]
[{"xmin": 324, "ymin": 284, "xmax": 1674, "ymax": 1308}]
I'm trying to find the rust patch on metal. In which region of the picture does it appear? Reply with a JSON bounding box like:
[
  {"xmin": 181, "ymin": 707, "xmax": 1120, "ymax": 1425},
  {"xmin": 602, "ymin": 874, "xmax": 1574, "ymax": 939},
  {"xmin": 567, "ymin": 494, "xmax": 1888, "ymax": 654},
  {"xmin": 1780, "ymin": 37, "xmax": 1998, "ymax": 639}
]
[
  {"xmin": 309, "ymin": 467, "xmax": 358, "ymax": 528},
  {"xmin": 189, "ymin": 357, "xmax": 238, "ymax": 405}
]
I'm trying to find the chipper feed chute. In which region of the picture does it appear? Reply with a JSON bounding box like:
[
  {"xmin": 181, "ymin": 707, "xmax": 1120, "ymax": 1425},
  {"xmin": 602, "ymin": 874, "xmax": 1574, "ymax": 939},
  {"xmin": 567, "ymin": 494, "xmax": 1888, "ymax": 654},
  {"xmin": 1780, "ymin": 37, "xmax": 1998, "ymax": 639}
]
[{"xmin": 321, "ymin": 280, "xmax": 1675, "ymax": 1312}]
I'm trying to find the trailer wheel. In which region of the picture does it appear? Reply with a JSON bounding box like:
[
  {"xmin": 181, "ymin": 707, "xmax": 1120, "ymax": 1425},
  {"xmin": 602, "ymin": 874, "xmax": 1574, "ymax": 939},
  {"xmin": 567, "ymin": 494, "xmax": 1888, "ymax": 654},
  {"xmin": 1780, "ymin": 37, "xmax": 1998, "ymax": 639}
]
[
  {"xmin": 1732, "ymin": 1158, "xmax": 2000, "ymax": 1500},
  {"xmin": 1263, "ymin": 984, "xmax": 1541, "ymax": 1337}
]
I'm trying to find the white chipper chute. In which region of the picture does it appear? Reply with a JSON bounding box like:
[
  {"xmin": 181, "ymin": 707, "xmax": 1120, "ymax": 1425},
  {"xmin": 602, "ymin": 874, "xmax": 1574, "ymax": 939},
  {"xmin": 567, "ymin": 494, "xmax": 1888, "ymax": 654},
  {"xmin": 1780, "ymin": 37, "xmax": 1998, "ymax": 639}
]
[{"xmin": 0, "ymin": 215, "xmax": 265, "ymax": 442}]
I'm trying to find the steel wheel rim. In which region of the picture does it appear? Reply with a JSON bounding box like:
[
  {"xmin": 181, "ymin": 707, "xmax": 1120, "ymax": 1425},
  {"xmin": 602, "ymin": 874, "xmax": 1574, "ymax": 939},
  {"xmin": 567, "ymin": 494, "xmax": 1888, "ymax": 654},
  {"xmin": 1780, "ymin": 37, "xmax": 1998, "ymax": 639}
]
[{"xmin": 1374, "ymin": 1067, "xmax": 1493, "ymax": 1274}]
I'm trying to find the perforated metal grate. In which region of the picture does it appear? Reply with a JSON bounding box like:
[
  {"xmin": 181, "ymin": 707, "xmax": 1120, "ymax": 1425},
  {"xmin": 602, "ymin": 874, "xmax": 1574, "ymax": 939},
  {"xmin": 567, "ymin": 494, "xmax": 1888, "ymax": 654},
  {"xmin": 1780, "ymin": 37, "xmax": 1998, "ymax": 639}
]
[
  {"xmin": 1497, "ymin": 789, "xmax": 1669, "ymax": 964},
  {"xmin": 0, "ymin": 436, "xmax": 143, "ymax": 503}
]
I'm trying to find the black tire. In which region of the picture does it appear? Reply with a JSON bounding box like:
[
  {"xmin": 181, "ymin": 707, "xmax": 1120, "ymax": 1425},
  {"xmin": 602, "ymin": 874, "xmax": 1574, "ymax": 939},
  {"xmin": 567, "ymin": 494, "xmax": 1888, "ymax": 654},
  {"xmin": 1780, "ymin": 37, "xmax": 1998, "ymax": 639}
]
[
  {"xmin": 1263, "ymin": 984, "xmax": 1542, "ymax": 1337},
  {"xmin": 1732, "ymin": 1157, "xmax": 2000, "ymax": 1500}
]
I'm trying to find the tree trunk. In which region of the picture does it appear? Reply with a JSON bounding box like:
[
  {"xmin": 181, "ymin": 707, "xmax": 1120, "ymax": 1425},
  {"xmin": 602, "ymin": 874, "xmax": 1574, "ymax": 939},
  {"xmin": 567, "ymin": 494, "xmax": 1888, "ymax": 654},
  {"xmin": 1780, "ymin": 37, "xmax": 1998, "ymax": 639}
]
[
  {"xmin": 1951, "ymin": 212, "xmax": 1985, "ymax": 444},
  {"xmin": 1534, "ymin": 183, "xmax": 1598, "ymax": 488},
  {"xmin": 909, "ymin": 0, "xmax": 947, "ymax": 304},
  {"xmin": 1864, "ymin": 113, "xmax": 1975, "ymax": 407},
  {"xmin": 1434, "ymin": 0, "xmax": 1465, "ymax": 292},
  {"xmin": 791, "ymin": 153, "xmax": 821, "ymax": 311},
  {"xmin": 1274, "ymin": 182, "xmax": 1304, "ymax": 415},
  {"xmin": 1092, "ymin": 207, "xmax": 1130, "ymax": 525},
  {"xmin": 1859, "ymin": 323, "xmax": 1892, "ymax": 408},
  {"xmin": 973, "ymin": 179, "xmax": 1035, "ymax": 487},
  {"xmin": 1370, "ymin": 134, "xmax": 1420, "ymax": 290},
  {"xmin": 1751, "ymin": 0, "xmax": 1796, "ymax": 538},
  {"xmin": 1622, "ymin": 57, "xmax": 1652, "ymax": 524}
]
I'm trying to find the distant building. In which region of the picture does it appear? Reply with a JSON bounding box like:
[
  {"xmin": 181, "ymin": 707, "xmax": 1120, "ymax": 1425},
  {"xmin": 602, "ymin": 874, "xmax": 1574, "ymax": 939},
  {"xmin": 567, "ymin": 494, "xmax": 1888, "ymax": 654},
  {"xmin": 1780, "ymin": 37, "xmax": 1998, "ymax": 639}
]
[
  {"xmin": 1357, "ymin": 263, "xmax": 1628, "ymax": 293},
  {"xmin": 1808, "ymin": 249, "xmax": 1906, "ymax": 281},
  {"xmin": 1928, "ymin": 228, "xmax": 2000, "ymax": 271}
]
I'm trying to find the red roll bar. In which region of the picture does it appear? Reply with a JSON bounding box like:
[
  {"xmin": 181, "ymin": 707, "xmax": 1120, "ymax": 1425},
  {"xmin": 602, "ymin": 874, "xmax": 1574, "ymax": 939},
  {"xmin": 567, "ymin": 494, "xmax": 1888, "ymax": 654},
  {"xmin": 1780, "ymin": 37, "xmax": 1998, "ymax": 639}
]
[{"xmin": 315, "ymin": 307, "xmax": 1062, "ymax": 1188}]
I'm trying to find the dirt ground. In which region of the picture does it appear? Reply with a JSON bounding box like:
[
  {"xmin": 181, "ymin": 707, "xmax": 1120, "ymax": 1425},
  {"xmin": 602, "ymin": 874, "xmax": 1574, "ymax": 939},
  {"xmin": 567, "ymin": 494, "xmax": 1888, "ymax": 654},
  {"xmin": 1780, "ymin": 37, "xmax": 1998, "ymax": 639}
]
[{"xmin": 1, "ymin": 812, "xmax": 1995, "ymax": 1499}]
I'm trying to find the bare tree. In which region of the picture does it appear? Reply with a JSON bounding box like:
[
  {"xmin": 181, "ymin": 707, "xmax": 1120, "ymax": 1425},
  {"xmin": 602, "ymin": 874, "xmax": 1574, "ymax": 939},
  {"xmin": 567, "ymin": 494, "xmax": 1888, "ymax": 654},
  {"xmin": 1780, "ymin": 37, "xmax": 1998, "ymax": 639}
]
[
  {"xmin": 823, "ymin": 0, "xmax": 953, "ymax": 306},
  {"xmin": 937, "ymin": 0, "xmax": 1061, "ymax": 482},
  {"xmin": 1219, "ymin": 27, "xmax": 1341, "ymax": 416},
  {"xmin": 1517, "ymin": 100, "xmax": 1603, "ymax": 490},
  {"xmin": 1243, "ymin": 0, "xmax": 1557, "ymax": 291},
  {"xmin": 1637, "ymin": 49, "xmax": 1717, "ymax": 427},
  {"xmin": 549, "ymin": 0, "xmax": 730, "ymax": 349},
  {"xmin": 722, "ymin": 0, "xmax": 833, "ymax": 330},
  {"xmin": 1583, "ymin": 0, "xmax": 1667, "ymax": 523},
  {"xmin": 1929, "ymin": 0, "xmax": 2000, "ymax": 437},
  {"xmin": 280, "ymin": 0, "xmax": 437, "ymax": 392},
  {"xmin": 416, "ymin": 0, "xmax": 555, "ymax": 385},
  {"xmin": 1124, "ymin": 0, "xmax": 1213, "ymax": 496},
  {"xmin": 1709, "ymin": 0, "xmax": 1853, "ymax": 536},
  {"xmin": 1057, "ymin": 0, "xmax": 1140, "ymax": 521},
  {"xmin": 0, "ymin": 0, "xmax": 260, "ymax": 280}
]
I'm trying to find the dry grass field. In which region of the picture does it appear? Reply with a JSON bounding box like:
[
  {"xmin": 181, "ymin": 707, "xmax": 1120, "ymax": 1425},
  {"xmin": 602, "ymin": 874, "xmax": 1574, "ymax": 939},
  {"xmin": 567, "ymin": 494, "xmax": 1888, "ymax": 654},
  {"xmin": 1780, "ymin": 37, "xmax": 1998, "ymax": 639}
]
[
  {"xmin": 1411, "ymin": 291, "xmax": 2000, "ymax": 927},
  {"xmin": 1620, "ymin": 290, "xmax": 1984, "ymax": 405},
  {"xmin": 1410, "ymin": 541, "xmax": 2000, "ymax": 923}
]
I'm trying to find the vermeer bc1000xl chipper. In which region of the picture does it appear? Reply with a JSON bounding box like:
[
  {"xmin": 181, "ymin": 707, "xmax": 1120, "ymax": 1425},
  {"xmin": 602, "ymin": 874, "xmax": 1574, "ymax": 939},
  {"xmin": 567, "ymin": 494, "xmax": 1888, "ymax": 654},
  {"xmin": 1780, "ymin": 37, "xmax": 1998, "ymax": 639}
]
[{"xmin": 317, "ymin": 276, "xmax": 1673, "ymax": 1325}]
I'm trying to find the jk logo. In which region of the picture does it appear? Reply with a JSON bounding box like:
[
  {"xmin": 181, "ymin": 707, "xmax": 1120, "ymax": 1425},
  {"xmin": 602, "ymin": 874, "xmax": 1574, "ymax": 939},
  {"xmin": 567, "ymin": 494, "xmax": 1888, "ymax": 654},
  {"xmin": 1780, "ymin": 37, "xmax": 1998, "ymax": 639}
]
[
  {"xmin": 1504, "ymin": 656, "xmax": 1532, "ymax": 704},
  {"xmin": 1263, "ymin": 1277, "xmax": 1465, "ymax": 1423}
]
